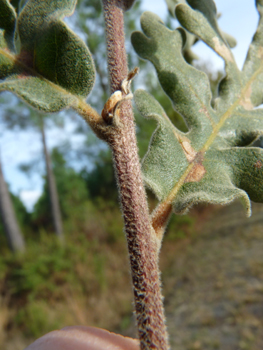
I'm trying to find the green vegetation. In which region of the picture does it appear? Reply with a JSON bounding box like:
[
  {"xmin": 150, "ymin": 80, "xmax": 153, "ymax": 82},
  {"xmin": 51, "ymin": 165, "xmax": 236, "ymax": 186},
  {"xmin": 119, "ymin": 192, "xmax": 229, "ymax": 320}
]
[
  {"xmin": 1, "ymin": 0, "xmax": 263, "ymax": 349},
  {"xmin": 0, "ymin": 145, "xmax": 193, "ymax": 347},
  {"xmin": 0, "ymin": 164, "xmax": 193, "ymax": 346}
]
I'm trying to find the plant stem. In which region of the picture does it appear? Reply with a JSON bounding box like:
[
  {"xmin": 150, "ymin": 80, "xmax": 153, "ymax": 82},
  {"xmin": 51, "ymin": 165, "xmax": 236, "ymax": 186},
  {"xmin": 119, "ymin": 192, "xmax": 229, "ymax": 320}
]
[{"xmin": 102, "ymin": 1, "xmax": 170, "ymax": 349}]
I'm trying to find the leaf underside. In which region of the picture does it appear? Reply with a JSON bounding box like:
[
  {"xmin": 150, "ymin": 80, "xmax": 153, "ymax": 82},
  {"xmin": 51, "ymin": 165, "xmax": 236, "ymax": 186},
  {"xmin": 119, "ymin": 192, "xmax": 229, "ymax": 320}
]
[
  {"xmin": 0, "ymin": 0, "xmax": 95, "ymax": 112},
  {"xmin": 132, "ymin": 0, "xmax": 263, "ymax": 216},
  {"xmin": 164, "ymin": 0, "xmax": 237, "ymax": 63}
]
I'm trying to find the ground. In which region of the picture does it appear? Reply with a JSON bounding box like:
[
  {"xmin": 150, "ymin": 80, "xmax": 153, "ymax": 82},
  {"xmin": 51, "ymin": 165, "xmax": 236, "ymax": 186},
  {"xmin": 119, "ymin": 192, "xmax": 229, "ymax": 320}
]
[
  {"xmin": 162, "ymin": 201, "xmax": 263, "ymax": 350},
  {"xmin": 1, "ymin": 200, "xmax": 263, "ymax": 350}
]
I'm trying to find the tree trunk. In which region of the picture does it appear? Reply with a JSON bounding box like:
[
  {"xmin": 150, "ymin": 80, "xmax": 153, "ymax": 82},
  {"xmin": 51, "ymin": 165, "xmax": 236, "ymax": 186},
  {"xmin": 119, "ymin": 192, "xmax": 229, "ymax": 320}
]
[
  {"xmin": 0, "ymin": 158, "xmax": 25, "ymax": 253},
  {"xmin": 40, "ymin": 121, "xmax": 64, "ymax": 242}
]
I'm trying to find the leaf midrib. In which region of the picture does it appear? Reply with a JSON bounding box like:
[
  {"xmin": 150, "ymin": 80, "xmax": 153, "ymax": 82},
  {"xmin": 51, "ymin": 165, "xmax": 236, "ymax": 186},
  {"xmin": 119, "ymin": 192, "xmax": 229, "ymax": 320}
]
[
  {"xmin": 0, "ymin": 47, "xmax": 102, "ymax": 125},
  {"xmin": 161, "ymin": 60, "xmax": 263, "ymax": 207},
  {"xmin": 0, "ymin": 47, "xmax": 78, "ymax": 101}
]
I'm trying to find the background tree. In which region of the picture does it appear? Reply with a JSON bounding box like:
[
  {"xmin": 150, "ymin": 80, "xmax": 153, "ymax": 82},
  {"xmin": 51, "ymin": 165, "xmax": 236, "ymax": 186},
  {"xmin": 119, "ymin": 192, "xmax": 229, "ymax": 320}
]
[
  {"xmin": 39, "ymin": 119, "xmax": 63, "ymax": 241},
  {"xmin": 32, "ymin": 148, "xmax": 89, "ymax": 232},
  {"xmin": 0, "ymin": 155, "xmax": 25, "ymax": 252},
  {"xmin": 1, "ymin": 101, "xmax": 65, "ymax": 241}
]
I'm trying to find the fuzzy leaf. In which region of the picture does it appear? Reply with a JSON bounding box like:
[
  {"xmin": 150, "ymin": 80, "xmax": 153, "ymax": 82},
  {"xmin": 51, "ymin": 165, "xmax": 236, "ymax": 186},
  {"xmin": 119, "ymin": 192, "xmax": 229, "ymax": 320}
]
[
  {"xmin": 0, "ymin": 0, "xmax": 16, "ymax": 51},
  {"xmin": 0, "ymin": 0, "xmax": 95, "ymax": 112},
  {"xmin": 164, "ymin": 0, "xmax": 186, "ymax": 17},
  {"xmin": 132, "ymin": 3, "xmax": 263, "ymax": 216},
  {"xmin": 164, "ymin": 0, "xmax": 236, "ymax": 63},
  {"xmin": 242, "ymin": 0, "xmax": 263, "ymax": 107},
  {"xmin": 0, "ymin": 0, "xmax": 18, "ymax": 80}
]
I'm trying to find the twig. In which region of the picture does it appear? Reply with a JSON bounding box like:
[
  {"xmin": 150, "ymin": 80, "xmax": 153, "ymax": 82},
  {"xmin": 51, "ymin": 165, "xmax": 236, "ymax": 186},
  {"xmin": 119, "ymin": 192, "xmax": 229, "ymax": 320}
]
[{"xmin": 101, "ymin": 1, "xmax": 170, "ymax": 349}]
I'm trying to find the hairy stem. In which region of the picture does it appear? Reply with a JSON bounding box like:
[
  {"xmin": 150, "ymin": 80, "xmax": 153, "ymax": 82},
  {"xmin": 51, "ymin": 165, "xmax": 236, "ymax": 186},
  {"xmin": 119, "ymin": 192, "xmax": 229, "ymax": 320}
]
[{"xmin": 102, "ymin": 1, "xmax": 170, "ymax": 349}]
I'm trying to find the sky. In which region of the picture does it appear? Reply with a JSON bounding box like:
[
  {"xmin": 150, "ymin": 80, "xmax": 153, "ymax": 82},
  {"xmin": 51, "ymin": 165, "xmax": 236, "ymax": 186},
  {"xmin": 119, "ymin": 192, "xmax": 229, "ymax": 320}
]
[
  {"xmin": 0, "ymin": 0, "xmax": 259, "ymax": 211},
  {"xmin": 141, "ymin": 0, "xmax": 259, "ymax": 70}
]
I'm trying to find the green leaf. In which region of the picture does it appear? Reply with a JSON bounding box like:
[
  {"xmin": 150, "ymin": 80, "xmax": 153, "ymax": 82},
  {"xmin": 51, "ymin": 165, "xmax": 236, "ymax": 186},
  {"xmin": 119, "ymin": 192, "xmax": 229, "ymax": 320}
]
[
  {"xmin": 242, "ymin": 0, "xmax": 263, "ymax": 107},
  {"xmin": 164, "ymin": 0, "xmax": 186, "ymax": 17},
  {"xmin": 0, "ymin": 0, "xmax": 16, "ymax": 51},
  {"xmin": 0, "ymin": 0, "xmax": 95, "ymax": 112},
  {"xmin": 0, "ymin": 0, "xmax": 17, "ymax": 79},
  {"xmin": 175, "ymin": 0, "xmax": 241, "ymax": 108},
  {"xmin": 132, "ymin": 3, "xmax": 263, "ymax": 216},
  {"xmin": 164, "ymin": 0, "xmax": 237, "ymax": 63}
]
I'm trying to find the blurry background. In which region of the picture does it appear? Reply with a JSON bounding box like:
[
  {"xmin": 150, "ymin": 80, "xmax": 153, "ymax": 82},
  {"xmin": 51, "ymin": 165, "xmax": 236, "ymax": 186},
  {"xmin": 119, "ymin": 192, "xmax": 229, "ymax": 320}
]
[{"xmin": 1, "ymin": 1, "xmax": 263, "ymax": 349}]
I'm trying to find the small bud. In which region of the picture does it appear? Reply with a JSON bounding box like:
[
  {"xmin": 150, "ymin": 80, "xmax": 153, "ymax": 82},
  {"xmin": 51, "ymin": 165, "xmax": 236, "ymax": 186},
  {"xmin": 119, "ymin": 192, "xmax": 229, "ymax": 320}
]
[
  {"xmin": 101, "ymin": 90, "xmax": 122, "ymax": 123},
  {"xmin": 102, "ymin": 68, "xmax": 139, "ymax": 124}
]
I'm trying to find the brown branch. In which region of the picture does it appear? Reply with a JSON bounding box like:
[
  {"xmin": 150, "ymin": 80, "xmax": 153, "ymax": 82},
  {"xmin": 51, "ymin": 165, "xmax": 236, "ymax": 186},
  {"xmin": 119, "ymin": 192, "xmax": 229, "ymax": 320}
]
[{"xmin": 102, "ymin": 1, "xmax": 170, "ymax": 349}]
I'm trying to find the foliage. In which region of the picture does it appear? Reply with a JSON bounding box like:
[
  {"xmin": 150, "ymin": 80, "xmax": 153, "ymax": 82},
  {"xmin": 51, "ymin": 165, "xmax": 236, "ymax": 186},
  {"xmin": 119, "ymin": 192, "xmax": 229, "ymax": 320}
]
[
  {"xmin": 132, "ymin": 0, "xmax": 263, "ymax": 217},
  {"xmin": 32, "ymin": 148, "xmax": 89, "ymax": 230},
  {"xmin": 1, "ymin": 0, "xmax": 263, "ymax": 349},
  {"xmin": 14, "ymin": 300, "xmax": 63, "ymax": 338},
  {"xmin": 10, "ymin": 192, "xmax": 30, "ymax": 228},
  {"xmin": 0, "ymin": 0, "xmax": 95, "ymax": 112},
  {"xmin": 80, "ymin": 150, "xmax": 118, "ymax": 201},
  {"xmin": 0, "ymin": 222, "xmax": 126, "ymax": 340},
  {"xmin": 0, "ymin": 200, "xmax": 193, "ymax": 343}
]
